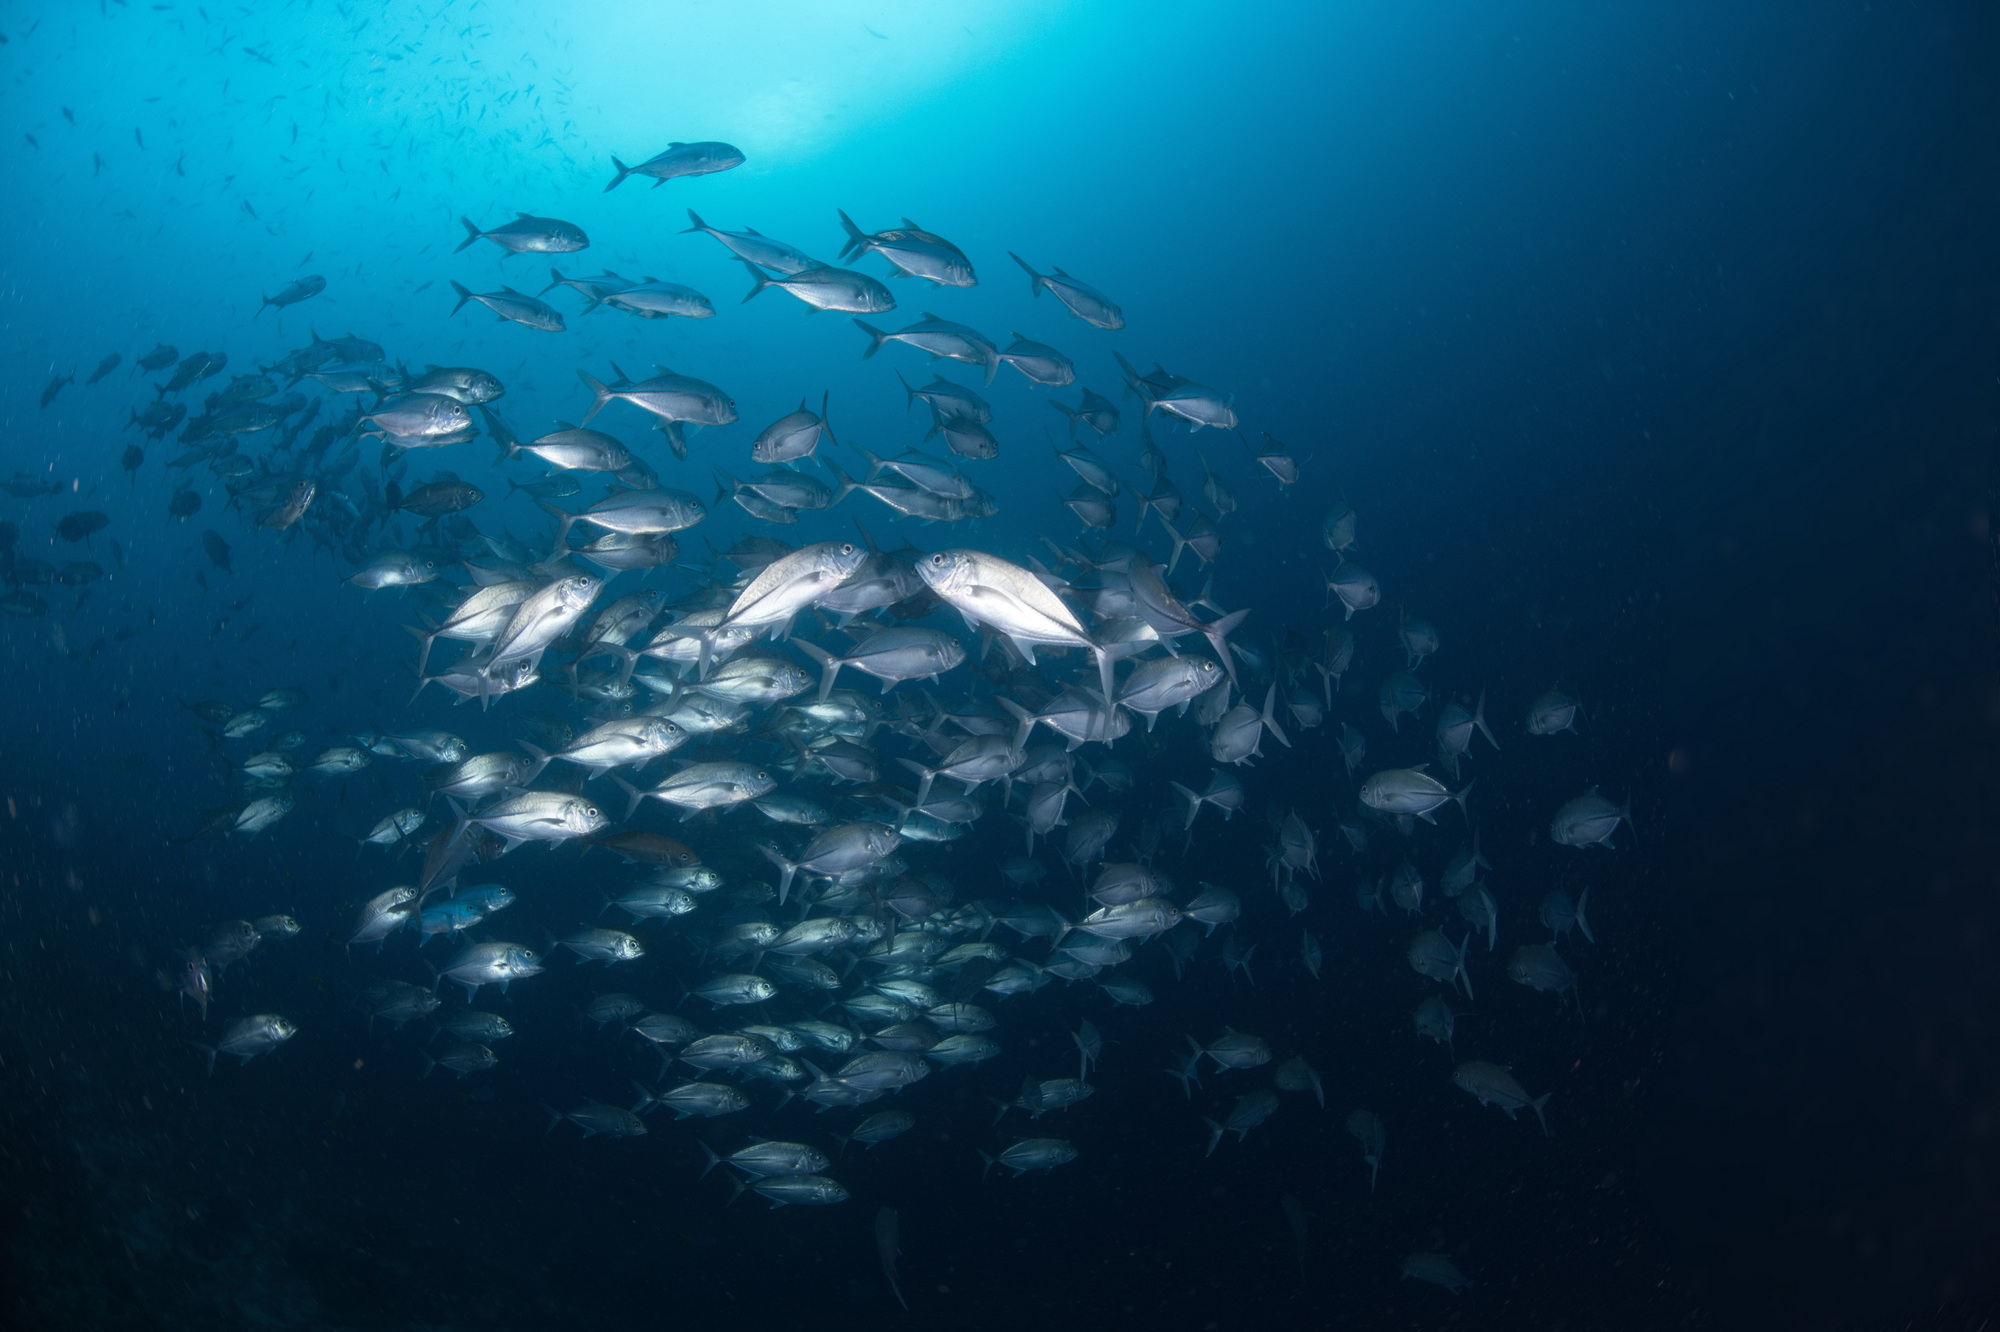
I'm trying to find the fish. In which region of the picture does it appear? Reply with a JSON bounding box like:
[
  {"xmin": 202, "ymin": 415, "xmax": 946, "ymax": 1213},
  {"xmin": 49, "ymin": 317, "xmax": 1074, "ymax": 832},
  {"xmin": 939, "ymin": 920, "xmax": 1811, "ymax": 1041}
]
[
  {"xmin": 855, "ymin": 313, "xmax": 997, "ymax": 378},
  {"xmin": 1539, "ymin": 887, "xmax": 1595, "ymax": 943},
  {"xmin": 1551, "ymin": 788, "xmax": 1634, "ymax": 848},
  {"xmin": 1452, "ymin": 1060, "xmax": 1552, "ymax": 1135},
  {"xmin": 1113, "ymin": 352, "xmax": 1236, "ymax": 431},
  {"xmin": 743, "ymin": 260, "xmax": 895, "ymax": 314},
  {"xmin": 749, "ymin": 393, "xmax": 835, "ymax": 464},
  {"xmin": 86, "ymin": 353, "xmax": 121, "ymax": 384},
  {"xmin": 1346, "ymin": 1109, "xmax": 1385, "ymax": 1192},
  {"xmin": 1008, "ymin": 253, "xmax": 1124, "ymax": 328},
  {"xmin": 1401, "ymin": 1253, "xmax": 1469, "ymax": 1294},
  {"xmin": 876, "ymin": 1208, "xmax": 907, "ymax": 1310},
  {"xmin": 55, "ymin": 511, "xmax": 108, "ymax": 543},
  {"xmin": 604, "ymin": 141, "xmax": 744, "ymax": 191},
  {"xmin": 594, "ymin": 277, "xmax": 715, "ymax": 321},
  {"xmin": 1527, "ymin": 685, "xmax": 1583, "ymax": 735},
  {"xmin": 258, "ymin": 274, "xmax": 326, "ymax": 314},
  {"xmin": 996, "ymin": 333, "xmax": 1076, "ymax": 386},
  {"xmin": 980, "ymin": 1138, "xmax": 1078, "ymax": 1177},
  {"xmin": 200, "ymin": 529, "xmax": 232, "ymax": 572},
  {"xmin": 450, "ymin": 282, "xmax": 566, "ymax": 332},
  {"xmin": 456, "ymin": 214, "xmax": 588, "ymax": 255},
  {"xmin": 837, "ymin": 210, "xmax": 977, "ymax": 287},
  {"xmin": 1359, "ymin": 767, "xmax": 1472, "ymax": 824},
  {"xmin": 680, "ymin": 210, "xmax": 819, "ymax": 274},
  {"xmin": 193, "ymin": 1015, "xmax": 297, "ymax": 1075}
]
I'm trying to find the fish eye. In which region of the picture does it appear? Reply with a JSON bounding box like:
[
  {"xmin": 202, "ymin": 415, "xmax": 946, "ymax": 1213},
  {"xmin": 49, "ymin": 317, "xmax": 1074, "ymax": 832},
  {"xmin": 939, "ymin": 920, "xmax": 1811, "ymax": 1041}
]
[
  {"xmin": 839, "ymin": 543, "xmax": 855, "ymax": 555},
  {"xmin": 929, "ymin": 554, "xmax": 945, "ymax": 566},
  {"xmin": 586, "ymin": 807, "xmax": 599, "ymax": 818}
]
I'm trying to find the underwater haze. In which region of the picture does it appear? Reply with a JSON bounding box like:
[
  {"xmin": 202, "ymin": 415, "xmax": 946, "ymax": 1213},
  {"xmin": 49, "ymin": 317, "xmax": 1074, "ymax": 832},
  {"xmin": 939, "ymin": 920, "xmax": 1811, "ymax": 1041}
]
[{"xmin": 2, "ymin": 2, "xmax": 1997, "ymax": 1329}]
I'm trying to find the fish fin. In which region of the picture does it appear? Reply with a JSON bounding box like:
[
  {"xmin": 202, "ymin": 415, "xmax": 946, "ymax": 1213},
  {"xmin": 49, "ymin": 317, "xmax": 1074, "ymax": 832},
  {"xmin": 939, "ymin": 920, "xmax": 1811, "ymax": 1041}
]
[
  {"xmin": 1472, "ymin": 688, "xmax": 1500, "ymax": 750},
  {"xmin": 835, "ymin": 208, "xmax": 869, "ymax": 260},
  {"xmin": 738, "ymin": 258, "xmax": 775, "ymax": 303},
  {"xmin": 1009, "ymin": 251, "xmax": 1042, "ymax": 297},
  {"xmin": 454, "ymin": 217, "xmax": 483, "ymax": 253},
  {"xmin": 574, "ymin": 369, "xmax": 614, "ymax": 426},
  {"xmin": 852, "ymin": 319, "xmax": 890, "ymax": 359},
  {"xmin": 603, "ymin": 155, "xmax": 632, "ymax": 192},
  {"xmin": 1452, "ymin": 778, "xmax": 1476, "ymax": 824},
  {"xmin": 449, "ymin": 281, "xmax": 474, "ymax": 315}
]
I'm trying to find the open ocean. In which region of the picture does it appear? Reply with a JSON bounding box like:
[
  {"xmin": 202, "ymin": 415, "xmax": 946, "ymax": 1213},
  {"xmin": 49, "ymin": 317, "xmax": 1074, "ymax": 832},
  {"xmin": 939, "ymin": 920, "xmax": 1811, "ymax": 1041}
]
[{"xmin": 1, "ymin": 3, "xmax": 1996, "ymax": 1329}]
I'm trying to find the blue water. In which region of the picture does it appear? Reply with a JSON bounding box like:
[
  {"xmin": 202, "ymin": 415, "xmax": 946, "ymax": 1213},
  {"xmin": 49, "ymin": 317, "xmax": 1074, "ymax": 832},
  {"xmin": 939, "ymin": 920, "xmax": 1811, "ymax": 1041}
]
[{"xmin": 3, "ymin": 2, "xmax": 1996, "ymax": 1328}]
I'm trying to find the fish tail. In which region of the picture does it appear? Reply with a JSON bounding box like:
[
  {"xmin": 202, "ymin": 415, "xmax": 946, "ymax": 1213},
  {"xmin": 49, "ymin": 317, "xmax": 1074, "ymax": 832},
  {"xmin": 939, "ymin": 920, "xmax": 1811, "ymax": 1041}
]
[
  {"xmin": 737, "ymin": 257, "xmax": 774, "ymax": 303},
  {"xmin": 851, "ymin": 319, "xmax": 890, "ymax": 359},
  {"xmin": 1257, "ymin": 681, "xmax": 1290, "ymax": 749},
  {"xmin": 575, "ymin": 369, "xmax": 613, "ymax": 426},
  {"xmin": 1472, "ymin": 687, "xmax": 1500, "ymax": 750},
  {"xmin": 449, "ymin": 280, "xmax": 474, "ymax": 315},
  {"xmin": 822, "ymin": 455, "xmax": 859, "ymax": 505},
  {"xmin": 534, "ymin": 498, "xmax": 578, "ymax": 548},
  {"xmin": 1162, "ymin": 516, "xmax": 1188, "ymax": 578},
  {"xmin": 538, "ymin": 267, "xmax": 566, "ymax": 296},
  {"xmin": 1204, "ymin": 608, "xmax": 1249, "ymax": 690},
  {"xmin": 1452, "ymin": 778, "xmax": 1477, "ymax": 825},
  {"xmin": 1532, "ymin": 1093, "xmax": 1552, "ymax": 1136},
  {"xmin": 660, "ymin": 420, "xmax": 692, "ymax": 462},
  {"xmin": 610, "ymin": 774, "xmax": 645, "ymax": 822},
  {"xmin": 454, "ymin": 217, "xmax": 483, "ymax": 253},
  {"xmin": 680, "ymin": 208, "xmax": 708, "ymax": 234},
  {"xmin": 894, "ymin": 757, "xmax": 937, "ymax": 810},
  {"xmin": 1009, "ymin": 251, "xmax": 1043, "ymax": 296},
  {"xmin": 794, "ymin": 639, "xmax": 841, "ymax": 704},
  {"xmin": 835, "ymin": 208, "xmax": 869, "ymax": 260},
  {"xmin": 603, "ymin": 156, "xmax": 632, "ymax": 192}
]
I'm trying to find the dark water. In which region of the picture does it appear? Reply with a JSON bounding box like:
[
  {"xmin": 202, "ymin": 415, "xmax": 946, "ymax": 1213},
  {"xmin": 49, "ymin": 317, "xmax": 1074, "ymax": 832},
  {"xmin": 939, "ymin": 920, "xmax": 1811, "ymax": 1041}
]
[{"xmin": 1, "ymin": 2, "xmax": 1995, "ymax": 1328}]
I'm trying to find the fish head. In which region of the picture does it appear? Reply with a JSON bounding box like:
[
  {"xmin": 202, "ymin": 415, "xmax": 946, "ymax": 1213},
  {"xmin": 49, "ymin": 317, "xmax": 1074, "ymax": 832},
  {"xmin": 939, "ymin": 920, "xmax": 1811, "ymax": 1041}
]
[
  {"xmin": 563, "ymin": 798, "xmax": 610, "ymax": 836},
  {"xmin": 811, "ymin": 539, "xmax": 869, "ymax": 584},
  {"xmin": 556, "ymin": 574, "xmax": 603, "ymax": 610},
  {"xmin": 914, "ymin": 548, "xmax": 977, "ymax": 597},
  {"xmin": 640, "ymin": 718, "xmax": 685, "ymax": 750}
]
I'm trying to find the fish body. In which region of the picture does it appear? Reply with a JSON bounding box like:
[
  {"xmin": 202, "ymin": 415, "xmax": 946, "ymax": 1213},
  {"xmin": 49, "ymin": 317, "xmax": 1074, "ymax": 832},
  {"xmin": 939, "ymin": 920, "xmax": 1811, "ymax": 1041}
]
[
  {"xmin": 838, "ymin": 210, "xmax": 976, "ymax": 287},
  {"xmin": 1550, "ymin": 789, "xmax": 1633, "ymax": 848},
  {"xmin": 605, "ymin": 141, "xmax": 744, "ymax": 191},
  {"xmin": 1008, "ymin": 253, "xmax": 1124, "ymax": 328},
  {"xmin": 441, "ymin": 941, "xmax": 545, "ymax": 998},
  {"xmin": 1453, "ymin": 1060, "xmax": 1552, "ymax": 1134},
  {"xmin": 450, "ymin": 282, "xmax": 566, "ymax": 332},
  {"xmin": 456, "ymin": 214, "xmax": 588, "ymax": 255},
  {"xmin": 681, "ymin": 210, "xmax": 818, "ymax": 274},
  {"xmin": 259, "ymin": 274, "xmax": 326, "ymax": 313},
  {"xmin": 197, "ymin": 1015, "xmax": 297, "ymax": 1073}
]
